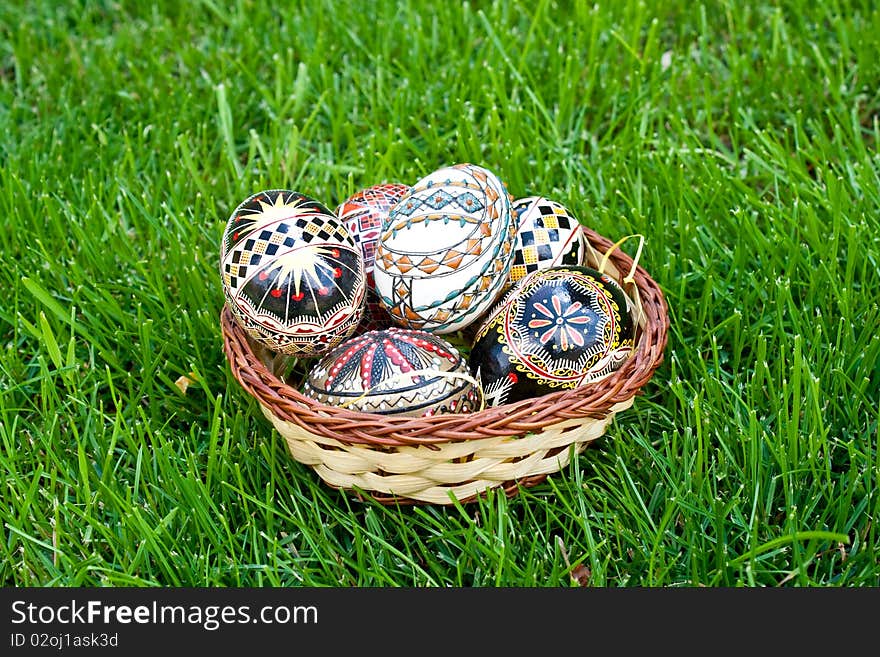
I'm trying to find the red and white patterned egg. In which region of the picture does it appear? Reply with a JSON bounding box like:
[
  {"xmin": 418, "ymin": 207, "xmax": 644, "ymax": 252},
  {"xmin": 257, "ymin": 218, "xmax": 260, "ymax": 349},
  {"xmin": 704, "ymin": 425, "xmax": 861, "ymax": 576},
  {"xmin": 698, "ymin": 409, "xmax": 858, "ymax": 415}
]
[
  {"xmin": 335, "ymin": 183, "xmax": 410, "ymax": 333},
  {"xmin": 220, "ymin": 189, "xmax": 366, "ymax": 357}
]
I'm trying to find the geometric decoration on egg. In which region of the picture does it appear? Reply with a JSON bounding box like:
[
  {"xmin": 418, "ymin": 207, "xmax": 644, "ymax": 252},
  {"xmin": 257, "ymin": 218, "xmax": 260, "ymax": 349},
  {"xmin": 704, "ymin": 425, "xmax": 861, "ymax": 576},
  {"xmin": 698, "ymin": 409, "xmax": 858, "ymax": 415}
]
[
  {"xmin": 374, "ymin": 163, "xmax": 515, "ymax": 334},
  {"xmin": 221, "ymin": 189, "xmax": 366, "ymax": 357},
  {"xmin": 335, "ymin": 183, "xmax": 410, "ymax": 277},
  {"xmin": 508, "ymin": 196, "xmax": 587, "ymax": 286},
  {"xmin": 302, "ymin": 327, "xmax": 479, "ymax": 417},
  {"xmin": 335, "ymin": 183, "xmax": 410, "ymax": 334}
]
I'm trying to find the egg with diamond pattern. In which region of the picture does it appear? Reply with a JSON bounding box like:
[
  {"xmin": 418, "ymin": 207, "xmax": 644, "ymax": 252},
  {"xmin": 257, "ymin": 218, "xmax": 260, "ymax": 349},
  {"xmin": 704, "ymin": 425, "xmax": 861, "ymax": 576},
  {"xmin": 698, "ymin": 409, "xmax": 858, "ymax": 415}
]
[{"xmin": 373, "ymin": 163, "xmax": 515, "ymax": 334}]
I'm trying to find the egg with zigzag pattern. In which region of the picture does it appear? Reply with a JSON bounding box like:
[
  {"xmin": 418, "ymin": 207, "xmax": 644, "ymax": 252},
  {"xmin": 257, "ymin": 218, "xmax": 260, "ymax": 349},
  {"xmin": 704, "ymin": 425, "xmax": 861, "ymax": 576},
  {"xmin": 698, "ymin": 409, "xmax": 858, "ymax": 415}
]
[
  {"xmin": 373, "ymin": 163, "xmax": 515, "ymax": 334},
  {"xmin": 303, "ymin": 327, "xmax": 479, "ymax": 417}
]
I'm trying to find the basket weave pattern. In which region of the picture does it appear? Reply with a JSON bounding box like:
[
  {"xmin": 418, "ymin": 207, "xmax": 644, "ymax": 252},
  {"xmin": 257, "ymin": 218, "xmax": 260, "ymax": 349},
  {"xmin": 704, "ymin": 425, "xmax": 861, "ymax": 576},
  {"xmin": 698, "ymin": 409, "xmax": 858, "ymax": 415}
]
[{"xmin": 221, "ymin": 227, "xmax": 669, "ymax": 504}]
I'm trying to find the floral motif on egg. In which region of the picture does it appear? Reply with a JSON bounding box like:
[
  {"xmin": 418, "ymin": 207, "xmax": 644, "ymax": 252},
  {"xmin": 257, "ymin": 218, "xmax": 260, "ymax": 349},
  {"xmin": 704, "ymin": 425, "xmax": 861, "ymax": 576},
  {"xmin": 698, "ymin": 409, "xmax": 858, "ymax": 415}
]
[
  {"xmin": 470, "ymin": 266, "xmax": 636, "ymax": 407},
  {"xmin": 303, "ymin": 327, "xmax": 478, "ymax": 416},
  {"xmin": 221, "ymin": 189, "xmax": 366, "ymax": 357}
]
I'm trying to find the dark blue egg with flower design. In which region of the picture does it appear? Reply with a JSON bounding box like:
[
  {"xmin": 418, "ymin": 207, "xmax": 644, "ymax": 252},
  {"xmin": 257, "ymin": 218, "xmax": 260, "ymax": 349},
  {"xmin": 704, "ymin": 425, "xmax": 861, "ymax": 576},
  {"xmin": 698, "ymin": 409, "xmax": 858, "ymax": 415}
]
[{"xmin": 469, "ymin": 266, "xmax": 636, "ymax": 407}]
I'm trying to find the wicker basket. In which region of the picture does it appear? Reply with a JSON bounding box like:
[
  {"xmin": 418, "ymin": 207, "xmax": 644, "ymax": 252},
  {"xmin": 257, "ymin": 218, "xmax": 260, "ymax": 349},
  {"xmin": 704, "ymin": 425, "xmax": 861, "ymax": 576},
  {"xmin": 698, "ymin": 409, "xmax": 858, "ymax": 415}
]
[{"xmin": 221, "ymin": 226, "xmax": 669, "ymax": 505}]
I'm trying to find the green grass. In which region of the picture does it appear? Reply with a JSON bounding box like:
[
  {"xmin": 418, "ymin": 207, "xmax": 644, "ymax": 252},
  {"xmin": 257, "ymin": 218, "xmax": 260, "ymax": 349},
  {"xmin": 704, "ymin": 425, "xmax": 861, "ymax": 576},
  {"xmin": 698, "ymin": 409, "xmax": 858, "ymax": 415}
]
[{"xmin": 1, "ymin": 0, "xmax": 877, "ymax": 587}]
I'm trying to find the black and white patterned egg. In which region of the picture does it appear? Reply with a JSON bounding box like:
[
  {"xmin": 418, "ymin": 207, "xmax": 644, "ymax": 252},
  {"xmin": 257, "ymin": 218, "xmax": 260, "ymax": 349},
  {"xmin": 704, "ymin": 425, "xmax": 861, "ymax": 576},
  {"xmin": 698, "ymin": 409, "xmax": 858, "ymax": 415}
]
[
  {"xmin": 509, "ymin": 196, "xmax": 587, "ymax": 287},
  {"xmin": 303, "ymin": 327, "xmax": 479, "ymax": 417},
  {"xmin": 469, "ymin": 266, "xmax": 636, "ymax": 407},
  {"xmin": 220, "ymin": 189, "xmax": 366, "ymax": 357}
]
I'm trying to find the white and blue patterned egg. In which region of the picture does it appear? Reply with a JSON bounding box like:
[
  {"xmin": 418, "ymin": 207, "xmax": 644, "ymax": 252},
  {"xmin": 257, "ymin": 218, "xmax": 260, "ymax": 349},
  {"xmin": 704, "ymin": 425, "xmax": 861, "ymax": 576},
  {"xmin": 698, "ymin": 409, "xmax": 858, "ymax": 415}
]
[
  {"xmin": 373, "ymin": 163, "xmax": 515, "ymax": 334},
  {"xmin": 220, "ymin": 189, "xmax": 366, "ymax": 357}
]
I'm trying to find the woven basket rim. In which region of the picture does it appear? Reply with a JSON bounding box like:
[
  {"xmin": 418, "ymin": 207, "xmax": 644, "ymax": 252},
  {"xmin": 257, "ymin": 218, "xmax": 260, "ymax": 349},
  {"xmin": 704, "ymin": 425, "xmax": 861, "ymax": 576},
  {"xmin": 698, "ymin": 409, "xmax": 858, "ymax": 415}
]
[{"xmin": 221, "ymin": 226, "xmax": 670, "ymax": 448}]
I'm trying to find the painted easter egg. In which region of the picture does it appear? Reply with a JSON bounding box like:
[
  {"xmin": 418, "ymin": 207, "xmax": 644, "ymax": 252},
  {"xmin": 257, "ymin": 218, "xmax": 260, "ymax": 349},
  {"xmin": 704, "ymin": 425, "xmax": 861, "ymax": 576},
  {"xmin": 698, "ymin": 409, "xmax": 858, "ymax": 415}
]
[
  {"xmin": 302, "ymin": 327, "xmax": 479, "ymax": 417},
  {"xmin": 373, "ymin": 162, "xmax": 515, "ymax": 334},
  {"xmin": 469, "ymin": 266, "xmax": 636, "ymax": 407},
  {"xmin": 509, "ymin": 196, "xmax": 587, "ymax": 286},
  {"xmin": 335, "ymin": 182, "xmax": 410, "ymax": 333},
  {"xmin": 220, "ymin": 189, "xmax": 366, "ymax": 357}
]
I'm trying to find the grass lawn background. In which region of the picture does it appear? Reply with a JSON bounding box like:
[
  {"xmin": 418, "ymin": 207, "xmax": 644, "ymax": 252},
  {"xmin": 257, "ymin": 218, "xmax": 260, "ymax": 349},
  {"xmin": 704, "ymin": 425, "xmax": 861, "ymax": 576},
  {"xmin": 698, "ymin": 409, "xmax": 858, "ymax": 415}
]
[{"xmin": 1, "ymin": 0, "xmax": 877, "ymax": 586}]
